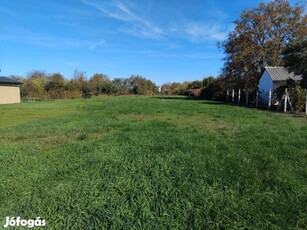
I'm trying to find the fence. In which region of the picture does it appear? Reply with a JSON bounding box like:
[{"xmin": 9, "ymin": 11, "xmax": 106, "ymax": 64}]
[{"xmin": 226, "ymin": 88, "xmax": 307, "ymax": 115}]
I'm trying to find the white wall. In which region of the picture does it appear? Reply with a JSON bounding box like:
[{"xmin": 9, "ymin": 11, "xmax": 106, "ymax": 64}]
[
  {"xmin": 258, "ymin": 70, "xmax": 273, "ymax": 102},
  {"xmin": 259, "ymin": 71, "xmax": 273, "ymax": 92}
]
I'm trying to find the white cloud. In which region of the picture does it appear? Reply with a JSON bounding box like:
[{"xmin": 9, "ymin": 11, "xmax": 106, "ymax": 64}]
[
  {"xmin": 162, "ymin": 20, "xmax": 231, "ymax": 44},
  {"xmin": 182, "ymin": 21, "xmax": 229, "ymax": 41},
  {"xmin": 0, "ymin": 25, "xmax": 105, "ymax": 50},
  {"xmin": 88, "ymin": 40, "xmax": 106, "ymax": 50},
  {"xmin": 81, "ymin": 0, "xmax": 165, "ymax": 39},
  {"xmin": 80, "ymin": 0, "xmax": 232, "ymax": 43}
]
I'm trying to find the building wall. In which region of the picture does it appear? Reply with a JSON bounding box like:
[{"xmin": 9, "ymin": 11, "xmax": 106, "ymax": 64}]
[
  {"xmin": 258, "ymin": 70, "xmax": 273, "ymax": 102},
  {"xmin": 0, "ymin": 85, "xmax": 21, "ymax": 104},
  {"xmin": 259, "ymin": 71, "xmax": 273, "ymax": 92}
]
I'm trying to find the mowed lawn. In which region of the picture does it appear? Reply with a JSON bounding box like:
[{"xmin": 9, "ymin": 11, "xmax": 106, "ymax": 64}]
[{"xmin": 0, "ymin": 96, "xmax": 306, "ymax": 229}]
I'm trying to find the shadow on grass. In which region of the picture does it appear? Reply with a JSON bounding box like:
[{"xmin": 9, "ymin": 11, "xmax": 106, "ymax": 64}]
[
  {"xmin": 153, "ymin": 96, "xmax": 234, "ymax": 105},
  {"xmin": 153, "ymin": 96, "xmax": 197, "ymax": 101},
  {"xmin": 154, "ymin": 96, "xmax": 307, "ymax": 117},
  {"xmin": 200, "ymin": 100, "xmax": 229, "ymax": 105},
  {"xmin": 154, "ymin": 95, "xmax": 279, "ymax": 108}
]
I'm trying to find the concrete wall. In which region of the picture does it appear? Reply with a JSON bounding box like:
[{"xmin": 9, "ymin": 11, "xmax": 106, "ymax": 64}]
[{"xmin": 0, "ymin": 85, "xmax": 21, "ymax": 104}]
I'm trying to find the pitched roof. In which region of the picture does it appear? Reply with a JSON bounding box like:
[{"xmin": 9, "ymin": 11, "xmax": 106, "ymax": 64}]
[
  {"xmin": 265, "ymin": 66, "xmax": 302, "ymax": 82},
  {"xmin": 0, "ymin": 76, "xmax": 21, "ymax": 85}
]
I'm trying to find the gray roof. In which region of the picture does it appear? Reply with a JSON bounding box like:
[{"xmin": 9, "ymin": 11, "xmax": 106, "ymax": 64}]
[
  {"xmin": 265, "ymin": 66, "xmax": 302, "ymax": 82},
  {"xmin": 0, "ymin": 76, "xmax": 21, "ymax": 85}
]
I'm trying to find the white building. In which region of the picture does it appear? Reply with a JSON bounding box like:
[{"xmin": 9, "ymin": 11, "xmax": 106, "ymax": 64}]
[{"xmin": 258, "ymin": 66, "xmax": 302, "ymax": 102}]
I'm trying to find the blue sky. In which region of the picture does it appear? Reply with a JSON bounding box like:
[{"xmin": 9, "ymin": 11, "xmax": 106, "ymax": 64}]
[{"xmin": 0, "ymin": 0, "xmax": 304, "ymax": 85}]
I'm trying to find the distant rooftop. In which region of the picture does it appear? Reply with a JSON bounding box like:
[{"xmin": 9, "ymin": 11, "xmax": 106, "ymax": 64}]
[
  {"xmin": 265, "ymin": 66, "xmax": 302, "ymax": 82},
  {"xmin": 0, "ymin": 76, "xmax": 21, "ymax": 85}
]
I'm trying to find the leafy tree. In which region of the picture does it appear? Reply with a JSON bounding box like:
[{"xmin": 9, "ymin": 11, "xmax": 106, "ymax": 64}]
[
  {"xmin": 188, "ymin": 80, "xmax": 203, "ymax": 89},
  {"xmin": 282, "ymin": 39, "xmax": 307, "ymax": 87},
  {"xmin": 169, "ymin": 82, "xmax": 182, "ymax": 95},
  {"xmin": 203, "ymin": 76, "xmax": 215, "ymax": 87},
  {"xmin": 160, "ymin": 83, "xmax": 172, "ymax": 95},
  {"xmin": 71, "ymin": 70, "xmax": 92, "ymax": 98},
  {"xmin": 9, "ymin": 75, "xmax": 23, "ymax": 82},
  {"xmin": 112, "ymin": 78, "xmax": 130, "ymax": 95},
  {"xmin": 20, "ymin": 79, "xmax": 35, "ymax": 98},
  {"xmin": 219, "ymin": 0, "xmax": 307, "ymax": 91},
  {"xmin": 160, "ymin": 82, "xmax": 190, "ymax": 95},
  {"xmin": 128, "ymin": 75, "xmax": 158, "ymax": 95},
  {"xmin": 45, "ymin": 73, "xmax": 67, "ymax": 99},
  {"xmin": 89, "ymin": 73, "xmax": 113, "ymax": 95},
  {"xmin": 200, "ymin": 76, "xmax": 217, "ymax": 99},
  {"xmin": 176, "ymin": 82, "xmax": 190, "ymax": 95},
  {"xmin": 21, "ymin": 71, "xmax": 48, "ymax": 98},
  {"xmin": 45, "ymin": 73, "xmax": 66, "ymax": 91},
  {"xmin": 201, "ymin": 76, "xmax": 228, "ymax": 100},
  {"xmin": 28, "ymin": 70, "xmax": 48, "ymax": 80},
  {"xmin": 70, "ymin": 70, "xmax": 86, "ymax": 91}
]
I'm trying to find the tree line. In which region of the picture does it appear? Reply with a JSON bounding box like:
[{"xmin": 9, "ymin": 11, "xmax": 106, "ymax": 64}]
[
  {"xmin": 160, "ymin": 77, "xmax": 215, "ymax": 97},
  {"xmin": 12, "ymin": 70, "xmax": 159, "ymax": 99},
  {"xmin": 12, "ymin": 70, "xmax": 217, "ymax": 100}
]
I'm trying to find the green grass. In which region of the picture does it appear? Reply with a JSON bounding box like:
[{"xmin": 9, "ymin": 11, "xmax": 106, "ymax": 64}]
[{"xmin": 0, "ymin": 96, "xmax": 306, "ymax": 229}]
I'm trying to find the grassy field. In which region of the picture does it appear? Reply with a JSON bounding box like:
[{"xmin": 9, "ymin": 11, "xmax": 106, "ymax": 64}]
[{"xmin": 0, "ymin": 96, "xmax": 306, "ymax": 229}]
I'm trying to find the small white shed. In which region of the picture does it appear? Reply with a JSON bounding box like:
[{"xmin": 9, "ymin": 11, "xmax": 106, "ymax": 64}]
[{"xmin": 258, "ymin": 66, "xmax": 302, "ymax": 102}]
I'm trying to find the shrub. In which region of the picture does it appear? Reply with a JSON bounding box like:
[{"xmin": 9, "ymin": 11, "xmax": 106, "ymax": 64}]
[
  {"xmin": 288, "ymin": 85, "xmax": 306, "ymax": 112},
  {"xmin": 188, "ymin": 88, "xmax": 202, "ymax": 97}
]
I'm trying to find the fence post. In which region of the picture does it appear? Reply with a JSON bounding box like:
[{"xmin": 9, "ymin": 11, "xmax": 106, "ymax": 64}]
[
  {"xmin": 305, "ymin": 91, "xmax": 307, "ymax": 115},
  {"xmin": 284, "ymin": 88, "xmax": 288, "ymax": 113},
  {"xmin": 246, "ymin": 91, "xmax": 248, "ymax": 107},
  {"xmin": 227, "ymin": 90, "xmax": 229, "ymax": 102},
  {"xmin": 232, "ymin": 89, "xmax": 234, "ymax": 103},
  {"xmin": 256, "ymin": 91, "xmax": 259, "ymax": 108},
  {"xmin": 238, "ymin": 89, "xmax": 241, "ymax": 104},
  {"xmin": 268, "ymin": 88, "xmax": 272, "ymax": 110}
]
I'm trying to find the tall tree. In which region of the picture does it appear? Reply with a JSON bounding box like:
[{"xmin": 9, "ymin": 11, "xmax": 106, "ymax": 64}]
[
  {"xmin": 219, "ymin": 0, "xmax": 307, "ymax": 90},
  {"xmin": 282, "ymin": 39, "xmax": 307, "ymax": 87}
]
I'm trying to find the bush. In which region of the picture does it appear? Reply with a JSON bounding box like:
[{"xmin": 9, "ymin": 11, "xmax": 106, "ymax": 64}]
[
  {"xmin": 288, "ymin": 85, "xmax": 306, "ymax": 112},
  {"xmin": 188, "ymin": 88, "xmax": 202, "ymax": 97},
  {"xmin": 276, "ymin": 84, "xmax": 306, "ymax": 112},
  {"xmin": 201, "ymin": 85, "xmax": 214, "ymax": 100},
  {"xmin": 200, "ymin": 77, "xmax": 227, "ymax": 101}
]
